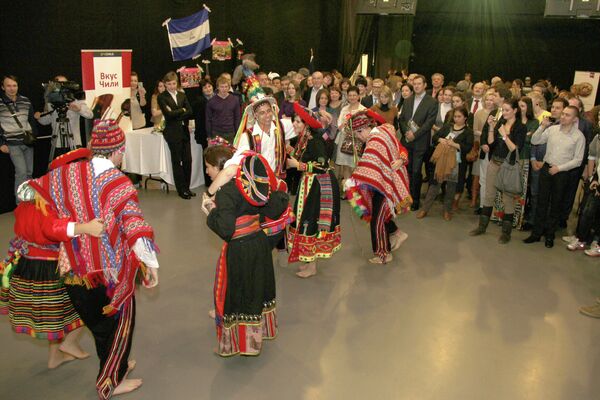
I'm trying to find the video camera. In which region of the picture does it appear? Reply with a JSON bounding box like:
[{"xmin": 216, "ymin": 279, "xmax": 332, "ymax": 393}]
[{"xmin": 42, "ymin": 80, "xmax": 85, "ymax": 115}]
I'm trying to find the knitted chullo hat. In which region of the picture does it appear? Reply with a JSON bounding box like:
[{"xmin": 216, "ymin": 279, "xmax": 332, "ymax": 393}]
[
  {"xmin": 90, "ymin": 119, "xmax": 125, "ymax": 154},
  {"xmin": 350, "ymin": 109, "xmax": 386, "ymax": 131}
]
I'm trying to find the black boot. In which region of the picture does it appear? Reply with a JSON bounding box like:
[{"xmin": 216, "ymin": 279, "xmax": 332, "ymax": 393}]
[
  {"xmin": 470, "ymin": 207, "xmax": 492, "ymax": 236},
  {"xmin": 498, "ymin": 214, "xmax": 513, "ymax": 244}
]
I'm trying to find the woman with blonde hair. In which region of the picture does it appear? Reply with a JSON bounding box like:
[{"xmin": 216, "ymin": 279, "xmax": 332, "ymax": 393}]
[
  {"xmin": 527, "ymin": 92, "xmax": 550, "ymax": 123},
  {"xmin": 370, "ymin": 86, "xmax": 398, "ymax": 125}
]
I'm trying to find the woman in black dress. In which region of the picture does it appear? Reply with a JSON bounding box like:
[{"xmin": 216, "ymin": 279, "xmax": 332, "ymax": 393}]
[
  {"xmin": 286, "ymin": 103, "xmax": 341, "ymax": 278},
  {"xmin": 203, "ymin": 147, "xmax": 287, "ymax": 356}
]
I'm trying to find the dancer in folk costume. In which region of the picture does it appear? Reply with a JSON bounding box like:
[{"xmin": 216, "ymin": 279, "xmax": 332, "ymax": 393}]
[
  {"xmin": 203, "ymin": 150, "xmax": 290, "ymax": 357},
  {"xmin": 0, "ymin": 149, "xmax": 104, "ymax": 369},
  {"xmin": 207, "ymin": 68, "xmax": 296, "ymax": 261},
  {"xmin": 28, "ymin": 120, "xmax": 159, "ymax": 399},
  {"xmin": 286, "ymin": 103, "xmax": 341, "ymax": 278},
  {"xmin": 345, "ymin": 110, "xmax": 412, "ymax": 264}
]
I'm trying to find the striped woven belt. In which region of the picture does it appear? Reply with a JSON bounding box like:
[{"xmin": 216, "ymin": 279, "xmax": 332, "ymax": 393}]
[{"xmin": 232, "ymin": 215, "xmax": 261, "ymax": 239}]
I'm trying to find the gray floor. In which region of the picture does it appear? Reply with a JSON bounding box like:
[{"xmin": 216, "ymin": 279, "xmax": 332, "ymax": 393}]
[{"xmin": 1, "ymin": 188, "xmax": 600, "ymax": 400}]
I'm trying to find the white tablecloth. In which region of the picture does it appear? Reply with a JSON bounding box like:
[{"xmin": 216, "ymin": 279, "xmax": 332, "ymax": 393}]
[{"xmin": 122, "ymin": 127, "xmax": 204, "ymax": 189}]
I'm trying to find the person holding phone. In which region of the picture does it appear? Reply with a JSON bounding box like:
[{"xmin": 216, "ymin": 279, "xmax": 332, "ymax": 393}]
[{"xmin": 130, "ymin": 72, "xmax": 146, "ymax": 130}]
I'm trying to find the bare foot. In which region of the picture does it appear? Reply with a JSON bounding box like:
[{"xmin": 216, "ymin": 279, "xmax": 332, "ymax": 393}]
[
  {"xmin": 296, "ymin": 262, "xmax": 316, "ymax": 278},
  {"xmin": 113, "ymin": 379, "xmax": 143, "ymax": 396},
  {"xmin": 48, "ymin": 351, "xmax": 76, "ymax": 369},
  {"xmin": 59, "ymin": 342, "xmax": 90, "ymax": 360},
  {"xmin": 127, "ymin": 360, "xmax": 136, "ymax": 373},
  {"xmin": 208, "ymin": 309, "xmax": 216, "ymax": 319},
  {"xmin": 368, "ymin": 254, "xmax": 393, "ymax": 264},
  {"xmin": 390, "ymin": 231, "xmax": 408, "ymax": 251}
]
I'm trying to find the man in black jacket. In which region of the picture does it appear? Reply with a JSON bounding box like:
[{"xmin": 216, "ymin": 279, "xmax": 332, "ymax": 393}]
[
  {"xmin": 398, "ymin": 74, "xmax": 439, "ymax": 210},
  {"xmin": 157, "ymin": 71, "xmax": 194, "ymax": 199}
]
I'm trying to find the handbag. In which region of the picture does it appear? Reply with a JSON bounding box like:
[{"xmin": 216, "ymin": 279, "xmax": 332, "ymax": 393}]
[
  {"xmin": 466, "ymin": 141, "xmax": 480, "ymax": 162},
  {"xmin": 2, "ymin": 99, "xmax": 36, "ymax": 146},
  {"xmin": 494, "ymin": 147, "xmax": 522, "ymax": 195},
  {"xmin": 339, "ymin": 125, "xmax": 364, "ymax": 156}
]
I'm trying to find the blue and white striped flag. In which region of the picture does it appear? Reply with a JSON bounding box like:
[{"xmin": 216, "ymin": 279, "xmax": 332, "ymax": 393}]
[{"xmin": 166, "ymin": 9, "xmax": 211, "ymax": 61}]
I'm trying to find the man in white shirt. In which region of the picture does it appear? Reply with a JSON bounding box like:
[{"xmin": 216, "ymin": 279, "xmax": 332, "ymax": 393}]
[
  {"xmin": 524, "ymin": 105, "xmax": 585, "ymax": 248},
  {"xmin": 207, "ymin": 96, "xmax": 296, "ymax": 196},
  {"xmin": 36, "ymin": 75, "xmax": 93, "ymax": 159}
]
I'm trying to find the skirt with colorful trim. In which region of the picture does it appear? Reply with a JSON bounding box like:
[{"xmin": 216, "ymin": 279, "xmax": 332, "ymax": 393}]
[
  {"xmin": 8, "ymin": 257, "xmax": 83, "ymax": 341},
  {"xmin": 217, "ymin": 300, "xmax": 277, "ymax": 357},
  {"xmin": 288, "ymin": 171, "xmax": 341, "ymax": 263}
]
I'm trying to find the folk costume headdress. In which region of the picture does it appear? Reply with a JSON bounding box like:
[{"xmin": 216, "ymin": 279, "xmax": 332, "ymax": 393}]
[
  {"xmin": 232, "ymin": 67, "xmax": 287, "ymax": 178},
  {"xmin": 291, "ymin": 102, "xmax": 323, "ymax": 162},
  {"xmin": 235, "ymin": 151, "xmax": 277, "ymax": 207}
]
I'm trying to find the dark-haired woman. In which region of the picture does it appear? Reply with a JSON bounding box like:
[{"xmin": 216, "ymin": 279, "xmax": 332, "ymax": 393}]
[
  {"xmin": 203, "ymin": 147, "xmax": 287, "ymax": 357},
  {"xmin": 279, "ymin": 82, "xmax": 307, "ymax": 119},
  {"xmin": 417, "ymin": 107, "xmax": 473, "ymax": 220},
  {"xmin": 470, "ymin": 99, "xmax": 527, "ymax": 243},
  {"xmin": 334, "ymin": 86, "xmax": 366, "ymax": 194},
  {"xmin": 493, "ymin": 96, "xmax": 539, "ymax": 229},
  {"xmin": 312, "ymin": 88, "xmax": 336, "ymax": 159},
  {"xmin": 287, "ymin": 104, "xmax": 341, "ymax": 278}
]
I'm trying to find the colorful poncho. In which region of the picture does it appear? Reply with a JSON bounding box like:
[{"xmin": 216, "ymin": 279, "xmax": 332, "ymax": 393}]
[
  {"xmin": 29, "ymin": 160, "xmax": 155, "ymax": 316},
  {"xmin": 346, "ymin": 124, "xmax": 412, "ymax": 222}
]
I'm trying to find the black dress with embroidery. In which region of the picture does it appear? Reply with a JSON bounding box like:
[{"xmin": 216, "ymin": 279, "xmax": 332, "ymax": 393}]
[
  {"xmin": 287, "ymin": 130, "xmax": 341, "ymax": 263},
  {"xmin": 207, "ymin": 181, "xmax": 283, "ymax": 356}
]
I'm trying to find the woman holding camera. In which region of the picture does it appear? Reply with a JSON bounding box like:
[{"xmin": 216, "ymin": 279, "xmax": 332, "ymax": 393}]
[{"xmin": 470, "ymin": 99, "xmax": 527, "ymax": 243}]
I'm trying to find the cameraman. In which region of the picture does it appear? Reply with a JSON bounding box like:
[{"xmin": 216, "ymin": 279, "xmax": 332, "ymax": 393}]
[
  {"xmin": 35, "ymin": 75, "xmax": 92, "ymax": 159},
  {"xmin": 0, "ymin": 75, "xmax": 38, "ymax": 197}
]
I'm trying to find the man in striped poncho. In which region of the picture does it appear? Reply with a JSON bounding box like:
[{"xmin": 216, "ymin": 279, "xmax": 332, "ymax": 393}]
[{"xmin": 345, "ymin": 110, "xmax": 412, "ymax": 264}]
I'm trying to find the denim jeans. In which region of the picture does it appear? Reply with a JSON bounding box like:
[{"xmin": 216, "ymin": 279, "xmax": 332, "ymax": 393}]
[{"xmin": 8, "ymin": 144, "xmax": 33, "ymax": 198}]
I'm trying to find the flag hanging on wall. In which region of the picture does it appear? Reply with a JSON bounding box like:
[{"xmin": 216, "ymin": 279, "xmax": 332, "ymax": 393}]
[{"xmin": 165, "ymin": 9, "xmax": 211, "ymax": 61}]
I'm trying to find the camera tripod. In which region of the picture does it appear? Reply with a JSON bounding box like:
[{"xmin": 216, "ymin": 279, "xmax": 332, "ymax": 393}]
[{"xmin": 49, "ymin": 113, "xmax": 77, "ymax": 161}]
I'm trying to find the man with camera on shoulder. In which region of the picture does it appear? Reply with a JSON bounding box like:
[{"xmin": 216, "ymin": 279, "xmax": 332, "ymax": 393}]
[
  {"xmin": 35, "ymin": 75, "xmax": 93, "ymax": 160},
  {"xmin": 0, "ymin": 75, "xmax": 39, "ymax": 199}
]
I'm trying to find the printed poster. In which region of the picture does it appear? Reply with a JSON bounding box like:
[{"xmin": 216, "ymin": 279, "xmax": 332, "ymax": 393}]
[
  {"xmin": 180, "ymin": 67, "xmax": 201, "ymax": 88},
  {"xmin": 81, "ymin": 49, "xmax": 133, "ymax": 132},
  {"xmin": 212, "ymin": 41, "xmax": 232, "ymax": 61},
  {"xmin": 573, "ymin": 71, "xmax": 600, "ymax": 112}
]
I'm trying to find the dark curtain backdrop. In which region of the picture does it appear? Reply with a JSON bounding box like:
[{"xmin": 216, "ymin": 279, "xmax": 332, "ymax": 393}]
[
  {"xmin": 410, "ymin": 0, "xmax": 600, "ymax": 89},
  {"xmin": 338, "ymin": 0, "xmax": 375, "ymax": 77},
  {"xmin": 0, "ymin": 1, "xmax": 340, "ymax": 213},
  {"xmin": 373, "ymin": 15, "xmax": 414, "ymax": 78}
]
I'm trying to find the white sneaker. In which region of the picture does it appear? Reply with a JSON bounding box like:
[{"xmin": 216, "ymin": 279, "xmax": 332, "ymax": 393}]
[
  {"xmin": 584, "ymin": 247, "xmax": 600, "ymax": 257},
  {"xmin": 562, "ymin": 235, "xmax": 577, "ymax": 243},
  {"xmin": 567, "ymin": 240, "xmax": 585, "ymax": 251},
  {"xmin": 590, "ymin": 241, "xmax": 599, "ymax": 251}
]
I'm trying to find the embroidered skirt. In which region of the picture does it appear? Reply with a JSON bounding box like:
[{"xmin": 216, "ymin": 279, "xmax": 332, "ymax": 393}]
[{"xmin": 288, "ymin": 171, "xmax": 341, "ymax": 263}]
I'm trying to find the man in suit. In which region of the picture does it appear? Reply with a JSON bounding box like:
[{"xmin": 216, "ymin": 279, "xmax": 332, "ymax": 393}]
[
  {"xmin": 426, "ymin": 73, "xmax": 444, "ymax": 100},
  {"xmin": 157, "ymin": 71, "xmax": 194, "ymax": 199},
  {"xmin": 303, "ymin": 71, "xmax": 324, "ymax": 109},
  {"xmin": 398, "ymin": 74, "xmax": 439, "ymax": 210},
  {"xmin": 361, "ymin": 78, "xmax": 384, "ymax": 108}
]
